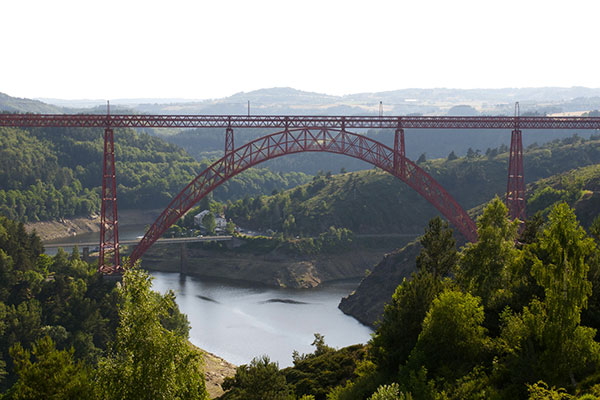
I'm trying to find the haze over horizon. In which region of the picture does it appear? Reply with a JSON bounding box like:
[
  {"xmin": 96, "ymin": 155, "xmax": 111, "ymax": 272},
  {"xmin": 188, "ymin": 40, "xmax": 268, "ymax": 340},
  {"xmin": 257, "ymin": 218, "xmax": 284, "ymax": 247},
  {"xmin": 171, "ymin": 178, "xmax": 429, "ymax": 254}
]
[{"xmin": 2, "ymin": 0, "xmax": 600, "ymax": 100}]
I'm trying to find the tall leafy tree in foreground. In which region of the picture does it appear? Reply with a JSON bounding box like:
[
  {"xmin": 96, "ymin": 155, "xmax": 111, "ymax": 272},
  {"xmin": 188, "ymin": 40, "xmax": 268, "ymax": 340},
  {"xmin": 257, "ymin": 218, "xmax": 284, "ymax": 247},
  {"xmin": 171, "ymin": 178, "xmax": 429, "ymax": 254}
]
[
  {"xmin": 370, "ymin": 217, "xmax": 457, "ymax": 381},
  {"xmin": 497, "ymin": 203, "xmax": 600, "ymax": 396},
  {"xmin": 459, "ymin": 196, "xmax": 520, "ymax": 308},
  {"xmin": 529, "ymin": 203, "xmax": 599, "ymax": 385},
  {"xmin": 96, "ymin": 265, "xmax": 209, "ymax": 400}
]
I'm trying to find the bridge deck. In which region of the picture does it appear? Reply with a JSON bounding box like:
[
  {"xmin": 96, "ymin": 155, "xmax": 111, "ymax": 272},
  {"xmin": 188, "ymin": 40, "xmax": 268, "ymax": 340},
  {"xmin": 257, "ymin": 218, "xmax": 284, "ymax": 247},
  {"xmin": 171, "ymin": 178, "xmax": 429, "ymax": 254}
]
[
  {"xmin": 44, "ymin": 235, "xmax": 232, "ymax": 249},
  {"xmin": 2, "ymin": 114, "xmax": 600, "ymax": 130}
]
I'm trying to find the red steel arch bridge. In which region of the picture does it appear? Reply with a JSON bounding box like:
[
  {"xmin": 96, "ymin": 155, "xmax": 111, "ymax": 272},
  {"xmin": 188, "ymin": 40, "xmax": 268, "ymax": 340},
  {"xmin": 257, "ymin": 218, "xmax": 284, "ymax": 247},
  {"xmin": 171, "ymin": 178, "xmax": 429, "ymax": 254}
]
[{"xmin": 2, "ymin": 112, "xmax": 600, "ymax": 274}]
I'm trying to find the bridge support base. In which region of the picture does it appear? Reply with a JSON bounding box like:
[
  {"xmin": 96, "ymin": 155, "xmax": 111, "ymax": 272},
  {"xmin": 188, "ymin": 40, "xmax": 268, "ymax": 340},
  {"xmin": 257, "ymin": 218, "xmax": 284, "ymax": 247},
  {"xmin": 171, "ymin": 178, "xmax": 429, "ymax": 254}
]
[
  {"xmin": 180, "ymin": 242, "xmax": 188, "ymax": 275},
  {"xmin": 506, "ymin": 129, "xmax": 525, "ymax": 221}
]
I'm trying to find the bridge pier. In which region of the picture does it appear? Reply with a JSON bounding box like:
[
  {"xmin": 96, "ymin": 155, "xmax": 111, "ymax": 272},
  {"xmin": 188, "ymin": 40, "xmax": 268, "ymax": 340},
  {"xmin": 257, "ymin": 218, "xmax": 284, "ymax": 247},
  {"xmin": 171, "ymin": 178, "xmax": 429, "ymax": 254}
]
[
  {"xmin": 394, "ymin": 127, "xmax": 405, "ymax": 178},
  {"xmin": 99, "ymin": 124, "xmax": 121, "ymax": 274},
  {"xmin": 180, "ymin": 242, "xmax": 188, "ymax": 275},
  {"xmin": 225, "ymin": 126, "xmax": 234, "ymax": 176},
  {"xmin": 506, "ymin": 128, "xmax": 525, "ymax": 221}
]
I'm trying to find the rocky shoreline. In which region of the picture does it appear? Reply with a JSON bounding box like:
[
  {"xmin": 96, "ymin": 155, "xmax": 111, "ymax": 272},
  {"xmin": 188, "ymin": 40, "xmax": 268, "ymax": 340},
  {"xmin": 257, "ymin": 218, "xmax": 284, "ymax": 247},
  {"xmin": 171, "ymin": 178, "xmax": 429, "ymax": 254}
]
[
  {"xmin": 140, "ymin": 242, "xmax": 396, "ymax": 289},
  {"xmin": 196, "ymin": 346, "xmax": 236, "ymax": 399},
  {"xmin": 338, "ymin": 241, "xmax": 420, "ymax": 327}
]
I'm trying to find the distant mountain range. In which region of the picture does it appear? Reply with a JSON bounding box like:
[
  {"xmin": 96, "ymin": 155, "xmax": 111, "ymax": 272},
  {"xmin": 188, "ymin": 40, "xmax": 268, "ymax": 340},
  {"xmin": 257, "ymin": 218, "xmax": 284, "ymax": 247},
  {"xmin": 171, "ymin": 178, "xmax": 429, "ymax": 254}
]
[{"xmin": 2, "ymin": 86, "xmax": 600, "ymax": 116}]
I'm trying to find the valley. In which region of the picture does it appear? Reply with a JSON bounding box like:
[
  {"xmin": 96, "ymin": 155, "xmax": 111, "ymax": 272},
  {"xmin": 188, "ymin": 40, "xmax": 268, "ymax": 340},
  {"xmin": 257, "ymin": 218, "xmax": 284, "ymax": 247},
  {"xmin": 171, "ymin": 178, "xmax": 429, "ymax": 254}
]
[{"xmin": 3, "ymin": 90, "xmax": 600, "ymax": 399}]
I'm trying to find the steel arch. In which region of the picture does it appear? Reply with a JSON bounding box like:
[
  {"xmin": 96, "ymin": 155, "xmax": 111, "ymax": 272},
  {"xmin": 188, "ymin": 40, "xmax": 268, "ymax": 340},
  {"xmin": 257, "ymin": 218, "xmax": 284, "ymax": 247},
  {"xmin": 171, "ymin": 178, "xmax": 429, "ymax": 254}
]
[{"xmin": 129, "ymin": 128, "xmax": 477, "ymax": 265}]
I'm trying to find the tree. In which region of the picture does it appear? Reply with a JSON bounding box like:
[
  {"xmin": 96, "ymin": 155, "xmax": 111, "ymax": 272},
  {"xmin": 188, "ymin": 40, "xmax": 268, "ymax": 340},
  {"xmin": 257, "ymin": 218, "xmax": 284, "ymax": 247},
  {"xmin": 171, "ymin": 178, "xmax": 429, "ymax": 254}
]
[
  {"xmin": 416, "ymin": 153, "xmax": 426, "ymax": 164},
  {"xmin": 226, "ymin": 220, "xmax": 236, "ymax": 235},
  {"xmin": 447, "ymin": 151, "xmax": 458, "ymax": 161},
  {"xmin": 96, "ymin": 266, "xmax": 208, "ymax": 400},
  {"xmin": 368, "ymin": 383, "xmax": 412, "ymax": 400},
  {"xmin": 370, "ymin": 272, "xmax": 447, "ymax": 376},
  {"xmin": 529, "ymin": 203, "xmax": 599, "ymax": 385},
  {"xmin": 527, "ymin": 381, "xmax": 573, "ymax": 400},
  {"xmin": 221, "ymin": 355, "xmax": 294, "ymax": 400},
  {"xmin": 407, "ymin": 290, "xmax": 489, "ymax": 382},
  {"xmin": 458, "ymin": 197, "xmax": 520, "ymax": 307},
  {"xmin": 282, "ymin": 214, "xmax": 296, "ymax": 236},
  {"xmin": 202, "ymin": 212, "xmax": 217, "ymax": 235},
  {"xmin": 7, "ymin": 336, "xmax": 94, "ymax": 400},
  {"xmin": 415, "ymin": 217, "xmax": 458, "ymax": 277},
  {"xmin": 495, "ymin": 204, "xmax": 600, "ymax": 395}
]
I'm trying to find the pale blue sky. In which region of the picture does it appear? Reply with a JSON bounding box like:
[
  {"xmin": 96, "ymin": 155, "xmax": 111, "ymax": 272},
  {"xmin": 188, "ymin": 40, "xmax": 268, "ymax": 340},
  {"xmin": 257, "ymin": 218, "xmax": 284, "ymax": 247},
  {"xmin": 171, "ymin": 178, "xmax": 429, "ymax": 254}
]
[{"xmin": 2, "ymin": 0, "xmax": 599, "ymax": 100}]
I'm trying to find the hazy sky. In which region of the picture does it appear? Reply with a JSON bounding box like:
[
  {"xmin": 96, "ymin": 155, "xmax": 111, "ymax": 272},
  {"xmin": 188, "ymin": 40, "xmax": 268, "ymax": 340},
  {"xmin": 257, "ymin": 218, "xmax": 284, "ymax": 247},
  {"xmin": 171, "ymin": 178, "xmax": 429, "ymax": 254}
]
[{"xmin": 2, "ymin": 0, "xmax": 599, "ymax": 100}]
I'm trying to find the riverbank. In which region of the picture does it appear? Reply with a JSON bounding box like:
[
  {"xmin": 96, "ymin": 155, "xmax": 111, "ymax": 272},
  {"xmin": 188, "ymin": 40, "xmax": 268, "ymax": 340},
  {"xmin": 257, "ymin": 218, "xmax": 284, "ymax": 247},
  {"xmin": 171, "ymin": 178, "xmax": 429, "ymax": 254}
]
[
  {"xmin": 25, "ymin": 214, "xmax": 101, "ymax": 241},
  {"xmin": 141, "ymin": 241, "xmax": 405, "ymax": 289},
  {"xmin": 198, "ymin": 346, "xmax": 236, "ymax": 399}
]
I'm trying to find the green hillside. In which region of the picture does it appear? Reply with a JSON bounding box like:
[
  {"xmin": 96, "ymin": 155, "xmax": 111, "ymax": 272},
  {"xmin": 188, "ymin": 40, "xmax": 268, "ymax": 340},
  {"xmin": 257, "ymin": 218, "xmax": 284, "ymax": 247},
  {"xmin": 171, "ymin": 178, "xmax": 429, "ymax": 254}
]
[
  {"xmin": 527, "ymin": 163, "xmax": 600, "ymax": 224},
  {"xmin": 0, "ymin": 126, "xmax": 310, "ymax": 223},
  {"xmin": 225, "ymin": 134, "xmax": 600, "ymax": 236}
]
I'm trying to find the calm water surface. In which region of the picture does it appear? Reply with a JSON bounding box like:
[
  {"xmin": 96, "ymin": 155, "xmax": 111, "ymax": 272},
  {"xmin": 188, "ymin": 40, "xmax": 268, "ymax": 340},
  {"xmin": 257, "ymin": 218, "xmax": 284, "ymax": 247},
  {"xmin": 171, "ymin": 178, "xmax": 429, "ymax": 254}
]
[{"xmin": 150, "ymin": 272, "xmax": 373, "ymax": 367}]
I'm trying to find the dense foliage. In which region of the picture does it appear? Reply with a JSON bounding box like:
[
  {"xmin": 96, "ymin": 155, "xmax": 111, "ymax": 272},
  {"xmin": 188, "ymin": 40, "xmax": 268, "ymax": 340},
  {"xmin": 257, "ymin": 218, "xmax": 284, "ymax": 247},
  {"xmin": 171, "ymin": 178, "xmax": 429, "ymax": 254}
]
[
  {"xmin": 0, "ymin": 216, "xmax": 208, "ymax": 399},
  {"xmin": 220, "ymin": 201, "xmax": 600, "ymax": 399}
]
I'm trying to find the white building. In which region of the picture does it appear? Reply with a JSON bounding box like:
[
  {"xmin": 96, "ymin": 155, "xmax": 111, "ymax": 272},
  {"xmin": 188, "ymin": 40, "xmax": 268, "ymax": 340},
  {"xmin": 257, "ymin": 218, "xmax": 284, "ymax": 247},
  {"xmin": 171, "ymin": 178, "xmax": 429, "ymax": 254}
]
[
  {"xmin": 194, "ymin": 210, "xmax": 228, "ymax": 232},
  {"xmin": 194, "ymin": 210, "xmax": 210, "ymax": 227}
]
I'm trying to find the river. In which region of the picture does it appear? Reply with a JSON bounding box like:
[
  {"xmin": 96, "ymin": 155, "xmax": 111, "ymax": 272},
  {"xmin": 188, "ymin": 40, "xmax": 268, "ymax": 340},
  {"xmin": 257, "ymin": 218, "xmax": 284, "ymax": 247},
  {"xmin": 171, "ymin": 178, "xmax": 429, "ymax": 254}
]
[
  {"xmin": 150, "ymin": 271, "xmax": 373, "ymax": 367},
  {"xmin": 44, "ymin": 229, "xmax": 374, "ymax": 367}
]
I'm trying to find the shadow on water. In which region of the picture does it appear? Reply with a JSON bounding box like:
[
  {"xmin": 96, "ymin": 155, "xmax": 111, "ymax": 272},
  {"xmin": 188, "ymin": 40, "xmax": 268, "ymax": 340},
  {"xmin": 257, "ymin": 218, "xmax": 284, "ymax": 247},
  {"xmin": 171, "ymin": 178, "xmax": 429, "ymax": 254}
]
[
  {"xmin": 260, "ymin": 299, "xmax": 309, "ymax": 305},
  {"xmin": 197, "ymin": 295, "xmax": 220, "ymax": 304}
]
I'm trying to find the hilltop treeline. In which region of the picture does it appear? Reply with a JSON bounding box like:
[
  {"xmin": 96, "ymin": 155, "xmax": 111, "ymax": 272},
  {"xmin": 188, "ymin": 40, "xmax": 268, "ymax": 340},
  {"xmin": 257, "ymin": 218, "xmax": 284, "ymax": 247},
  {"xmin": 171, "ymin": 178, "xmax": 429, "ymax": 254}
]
[
  {"xmin": 220, "ymin": 200, "xmax": 600, "ymax": 399},
  {"xmin": 0, "ymin": 216, "xmax": 209, "ymax": 398}
]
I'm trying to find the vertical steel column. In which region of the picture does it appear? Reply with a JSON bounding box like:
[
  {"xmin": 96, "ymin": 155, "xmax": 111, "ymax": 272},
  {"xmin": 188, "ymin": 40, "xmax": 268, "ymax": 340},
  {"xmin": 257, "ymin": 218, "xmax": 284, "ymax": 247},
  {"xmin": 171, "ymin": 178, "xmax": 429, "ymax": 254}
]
[
  {"xmin": 99, "ymin": 126, "xmax": 120, "ymax": 274},
  {"xmin": 506, "ymin": 129, "xmax": 525, "ymax": 221},
  {"xmin": 225, "ymin": 126, "xmax": 234, "ymax": 176},
  {"xmin": 394, "ymin": 128, "xmax": 406, "ymax": 177}
]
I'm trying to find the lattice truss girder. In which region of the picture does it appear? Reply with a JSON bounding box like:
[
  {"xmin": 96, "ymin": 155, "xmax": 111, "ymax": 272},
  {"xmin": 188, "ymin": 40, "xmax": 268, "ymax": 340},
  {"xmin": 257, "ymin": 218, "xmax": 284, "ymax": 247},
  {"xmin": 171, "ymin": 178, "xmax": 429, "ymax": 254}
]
[
  {"xmin": 130, "ymin": 128, "xmax": 477, "ymax": 265},
  {"xmin": 3, "ymin": 114, "xmax": 600, "ymax": 130}
]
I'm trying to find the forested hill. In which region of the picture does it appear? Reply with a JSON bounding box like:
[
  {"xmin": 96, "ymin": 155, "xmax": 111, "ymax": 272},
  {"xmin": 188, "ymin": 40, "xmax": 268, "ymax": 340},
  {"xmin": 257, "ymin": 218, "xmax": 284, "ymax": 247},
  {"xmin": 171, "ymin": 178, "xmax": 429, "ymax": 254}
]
[
  {"xmin": 225, "ymin": 134, "xmax": 600, "ymax": 236},
  {"xmin": 340, "ymin": 154, "xmax": 600, "ymax": 328},
  {"xmin": 527, "ymin": 163, "xmax": 600, "ymax": 223},
  {"xmin": 0, "ymin": 126, "xmax": 309, "ymax": 223}
]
